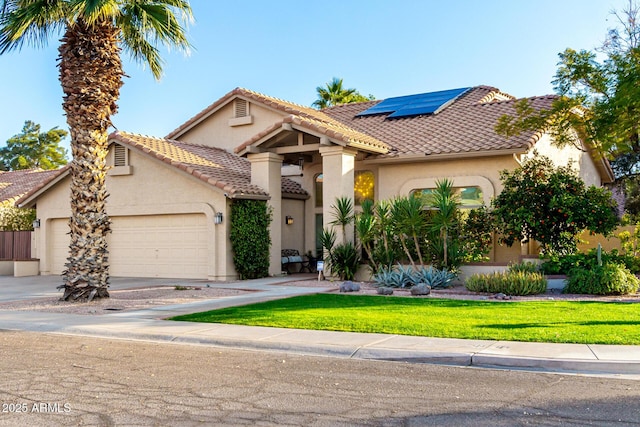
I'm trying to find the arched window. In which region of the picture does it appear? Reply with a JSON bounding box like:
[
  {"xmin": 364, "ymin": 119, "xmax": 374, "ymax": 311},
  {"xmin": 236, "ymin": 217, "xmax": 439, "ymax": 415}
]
[
  {"xmin": 354, "ymin": 171, "xmax": 375, "ymax": 205},
  {"xmin": 412, "ymin": 186, "xmax": 484, "ymax": 209}
]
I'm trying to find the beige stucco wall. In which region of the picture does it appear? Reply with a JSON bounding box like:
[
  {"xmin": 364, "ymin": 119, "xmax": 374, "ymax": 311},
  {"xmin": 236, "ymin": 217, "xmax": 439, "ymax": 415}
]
[
  {"xmin": 33, "ymin": 145, "xmax": 236, "ymax": 280},
  {"xmin": 523, "ymin": 133, "xmax": 602, "ymax": 186},
  {"xmin": 177, "ymin": 101, "xmax": 287, "ymax": 152},
  {"xmin": 281, "ymin": 198, "xmax": 306, "ymax": 255}
]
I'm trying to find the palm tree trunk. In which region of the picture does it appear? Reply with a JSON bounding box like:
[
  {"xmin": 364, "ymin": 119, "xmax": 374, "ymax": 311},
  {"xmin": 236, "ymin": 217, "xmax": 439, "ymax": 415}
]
[{"xmin": 57, "ymin": 19, "xmax": 123, "ymax": 301}]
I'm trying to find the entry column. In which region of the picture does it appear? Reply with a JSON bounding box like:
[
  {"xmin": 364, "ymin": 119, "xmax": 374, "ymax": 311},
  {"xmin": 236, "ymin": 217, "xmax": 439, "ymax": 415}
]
[
  {"xmin": 249, "ymin": 152, "xmax": 284, "ymax": 276},
  {"xmin": 319, "ymin": 146, "xmax": 356, "ymax": 244}
]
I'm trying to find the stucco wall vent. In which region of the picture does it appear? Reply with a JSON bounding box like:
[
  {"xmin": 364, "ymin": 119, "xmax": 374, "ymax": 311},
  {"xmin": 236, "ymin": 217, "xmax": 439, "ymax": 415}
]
[
  {"xmin": 114, "ymin": 145, "xmax": 128, "ymax": 166},
  {"xmin": 109, "ymin": 144, "xmax": 133, "ymax": 176},
  {"xmin": 228, "ymin": 98, "xmax": 253, "ymax": 126}
]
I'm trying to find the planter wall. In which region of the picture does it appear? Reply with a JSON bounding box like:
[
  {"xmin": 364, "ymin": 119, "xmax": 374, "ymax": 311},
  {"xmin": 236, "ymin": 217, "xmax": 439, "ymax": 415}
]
[
  {"xmin": 13, "ymin": 260, "xmax": 39, "ymax": 277},
  {"xmin": 0, "ymin": 260, "xmax": 13, "ymax": 276}
]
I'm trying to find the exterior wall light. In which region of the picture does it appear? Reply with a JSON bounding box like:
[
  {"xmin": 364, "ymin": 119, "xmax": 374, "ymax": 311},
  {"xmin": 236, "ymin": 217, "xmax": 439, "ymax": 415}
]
[
  {"xmin": 285, "ymin": 215, "xmax": 293, "ymax": 225},
  {"xmin": 214, "ymin": 212, "xmax": 223, "ymax": 224},
  {"xmin": 32, "ymin": 219, "xmax": 41, "ymax": 229}
]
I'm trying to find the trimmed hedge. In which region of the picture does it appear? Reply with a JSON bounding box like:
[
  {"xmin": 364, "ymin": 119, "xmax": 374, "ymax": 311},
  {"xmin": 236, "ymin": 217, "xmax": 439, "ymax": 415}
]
[{"xmin": 230, "ymin": 200, "xmax": 271, "ymax": 279}]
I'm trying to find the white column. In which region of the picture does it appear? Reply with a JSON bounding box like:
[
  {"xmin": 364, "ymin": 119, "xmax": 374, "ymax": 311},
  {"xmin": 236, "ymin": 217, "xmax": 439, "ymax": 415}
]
[
  {"xmin": 319, "ymin": 146, "xmax": 356, "ymax": 244},
  {"xmin": 248, "ymin": 152, "xmax": 284, "ymax": 276}
]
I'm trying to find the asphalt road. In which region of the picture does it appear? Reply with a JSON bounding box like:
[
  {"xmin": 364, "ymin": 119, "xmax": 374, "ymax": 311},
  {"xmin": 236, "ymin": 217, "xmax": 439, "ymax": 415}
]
[{"xmin": 0, "ymin": 331, "xmax": 638, "ymax": 426}]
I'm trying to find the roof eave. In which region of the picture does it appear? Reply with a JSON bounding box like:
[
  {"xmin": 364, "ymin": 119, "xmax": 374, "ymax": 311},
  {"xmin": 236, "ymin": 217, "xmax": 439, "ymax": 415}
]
[{"xmin": 363, "ymin": 148, "xmax": 527, "ymax": 164}]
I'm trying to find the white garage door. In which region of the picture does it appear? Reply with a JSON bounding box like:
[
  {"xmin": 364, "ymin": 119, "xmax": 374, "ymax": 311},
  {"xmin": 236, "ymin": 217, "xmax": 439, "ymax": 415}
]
[{"xmin": 49, "ymin": 214, "xmax": 209, "ymax": 279}]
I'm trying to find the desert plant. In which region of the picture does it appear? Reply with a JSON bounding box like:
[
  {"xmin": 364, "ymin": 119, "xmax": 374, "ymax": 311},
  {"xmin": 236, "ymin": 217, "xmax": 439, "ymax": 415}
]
[
  {"xmin": 465, "ymin": 270, "xmax": 547, "ymax": 296},
  {"xmin": 412, "ymin": 266, "xmax": 457, "ymax": 289},
  {"xmin": 355, "ymin": 199, "xmax": 378, "ymax": 271},
  {"xmin": 372, "ymin": 264, "xmax": 415, "ymax": 288},
  {"xmin": 427, "ymin": 179, "xmax": 460, "ymax": 268},
  {"xmin": 327, "ymin": 242, "xmax": 360, "ymax": 281},
  {"xmin": 322, "ymin": 197, "xmax": 360, "ymax": 280},
  {"xmin": 564, "ymin": 263, "xmax": 639, "ymax": 295},
  {"xmin": 508, "ymin": 261, "xmax": 540, "ymax": 274}
]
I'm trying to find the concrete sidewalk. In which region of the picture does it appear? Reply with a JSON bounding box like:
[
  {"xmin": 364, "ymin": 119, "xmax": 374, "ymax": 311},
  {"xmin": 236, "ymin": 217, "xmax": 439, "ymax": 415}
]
[{"xmin": 1, "ymin": 275, "xmax": 639, "ymax": 378}]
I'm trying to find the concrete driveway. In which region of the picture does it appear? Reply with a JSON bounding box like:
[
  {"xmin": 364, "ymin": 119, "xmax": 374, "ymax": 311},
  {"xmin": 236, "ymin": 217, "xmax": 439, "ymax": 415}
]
[{"xmin": 0, "ymin": 275, "xmax": 208, "ymax": 302}]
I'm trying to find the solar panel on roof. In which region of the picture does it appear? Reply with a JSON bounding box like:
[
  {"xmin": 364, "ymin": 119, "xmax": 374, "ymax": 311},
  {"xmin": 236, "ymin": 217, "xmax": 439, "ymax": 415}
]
[{"xmin": 356, "ymin": 87, "xmax": 471, "ymax": 119}]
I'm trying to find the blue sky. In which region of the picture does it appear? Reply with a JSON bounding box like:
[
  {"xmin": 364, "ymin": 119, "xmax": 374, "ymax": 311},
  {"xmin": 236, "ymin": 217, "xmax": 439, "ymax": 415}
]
[{"xmin": 0, "ymin": 0, "xmax": 628, "ymax": 153}]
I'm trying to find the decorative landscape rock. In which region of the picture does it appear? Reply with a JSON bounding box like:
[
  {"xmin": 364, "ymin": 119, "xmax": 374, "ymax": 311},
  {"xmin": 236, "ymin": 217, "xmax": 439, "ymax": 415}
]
[
  {"xmin": 377, "ymin": 287, "xmax": 394, "ymax": 295},
  {"xmin": 340, "ymin": 281, "xmax": 361, "ymax": 293},
  {"xmin": 410, "ymin": 283, "xmax": 431, "ymax": 296},
  {"xmin": 494, "ymin": 293, "xmax": 512, "ymax": 300}
]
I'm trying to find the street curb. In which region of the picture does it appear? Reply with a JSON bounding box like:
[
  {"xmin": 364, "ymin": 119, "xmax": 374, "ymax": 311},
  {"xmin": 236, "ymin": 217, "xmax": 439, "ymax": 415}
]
[{"xmin": 472, "ymin": 354, "xmax": 640, "ymax": 375}]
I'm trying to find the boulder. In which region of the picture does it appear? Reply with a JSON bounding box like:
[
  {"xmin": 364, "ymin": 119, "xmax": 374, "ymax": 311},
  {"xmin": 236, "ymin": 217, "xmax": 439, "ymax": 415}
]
[
  {"xmin": 377, "ymin": 287, "xmax": 394, "ymax": 295},
  {"xmin": 339, "ymin": 281, "xmax": 361, "ymax": 293},
  {"xmin": 410, "ymin": 283, "xmax": 431, "ymax": 296}
]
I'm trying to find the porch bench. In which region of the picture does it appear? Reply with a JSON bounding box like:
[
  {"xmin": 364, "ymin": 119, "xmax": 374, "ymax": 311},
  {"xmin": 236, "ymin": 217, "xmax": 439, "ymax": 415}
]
[{"xmin": 281, "ymin": 249, "xmax": 311, "ymax": 274}]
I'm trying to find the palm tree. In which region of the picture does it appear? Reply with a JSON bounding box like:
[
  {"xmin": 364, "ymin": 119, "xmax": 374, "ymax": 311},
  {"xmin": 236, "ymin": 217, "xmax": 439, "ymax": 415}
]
[
  {"xmin": 312, "ymin": 77, "xmax": 372, "ymax": 109},
  {"xmin": 0, "ymin": 0, "xmax": 192, "ymax": 301}
]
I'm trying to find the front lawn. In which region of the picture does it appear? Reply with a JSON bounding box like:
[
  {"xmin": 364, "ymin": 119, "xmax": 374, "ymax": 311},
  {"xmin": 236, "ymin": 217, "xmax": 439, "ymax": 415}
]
[{"xmin": 170, "ymin": 294, "xmax": 640, "ymax": 345}]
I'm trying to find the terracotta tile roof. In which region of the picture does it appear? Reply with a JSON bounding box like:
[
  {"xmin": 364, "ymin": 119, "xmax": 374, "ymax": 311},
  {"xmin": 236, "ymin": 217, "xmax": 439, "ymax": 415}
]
[
  {"xmin": 235, "ymin": 114, "xmax": 389, "ymax": 155},
  {"xmin": 322, "ymin": 86, "xmax": 554, "ymax": 158},
  {"xmin": 112, "ymin": 132, "xmax": 307, "ymax": 199},
  {"xmin": 166, "ymin": 87, "xmax": 345, "ymax": 140},
  {"xmin": 0, "ymin": 168, "xmax": 64, "ymax": 205}
]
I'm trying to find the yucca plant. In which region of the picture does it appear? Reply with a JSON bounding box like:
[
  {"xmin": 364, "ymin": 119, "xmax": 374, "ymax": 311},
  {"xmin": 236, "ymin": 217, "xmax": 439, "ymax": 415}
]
[
  {"xmin": 355, "ymin": 199, "xmax": 378, "ymax": 272},
  {"xmin": 427, "ymin": 179, "xmax": 460, "ymax": 269}
]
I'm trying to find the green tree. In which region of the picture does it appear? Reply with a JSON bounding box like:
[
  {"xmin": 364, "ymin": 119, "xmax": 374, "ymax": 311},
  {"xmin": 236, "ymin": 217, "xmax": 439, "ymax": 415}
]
[
  {"xmin": 1, "ymin": 120, "xmax": 67, "ymax": 170},
  {"xmin": 495, "ymin": 1, "xmax": 640, "ymax": 216},
  {"xmin": 493, "ymin": 155, "xmax": 619, "ymax": 256},
  {"xmin": 0, "ymin": 0, "xmax": 193, "ymax": 301},
  {"xmin": 312, "ymin": 77, "xmax": 374, "ymax": 109}
]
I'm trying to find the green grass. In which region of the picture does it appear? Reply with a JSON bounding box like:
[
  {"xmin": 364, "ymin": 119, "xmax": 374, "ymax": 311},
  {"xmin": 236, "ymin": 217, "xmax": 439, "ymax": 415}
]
[{"xmin": 169, "ymin": 294, "xmax": 640, "ymax": 345}]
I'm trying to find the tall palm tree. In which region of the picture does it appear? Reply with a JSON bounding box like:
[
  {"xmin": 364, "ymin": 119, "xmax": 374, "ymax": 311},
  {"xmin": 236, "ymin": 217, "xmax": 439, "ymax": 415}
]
[
  {"xmin": 312, "ymin": 77, "xmax": 372, "ymax": 109},
  {"xmin": 0, "ymin": 0, "xmax": 192, "ymax": 301}
]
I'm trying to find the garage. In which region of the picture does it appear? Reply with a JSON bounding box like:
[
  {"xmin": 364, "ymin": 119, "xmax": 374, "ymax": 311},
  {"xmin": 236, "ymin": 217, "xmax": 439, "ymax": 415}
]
[{"xmin": 49, "ymin": 213, "xmax": 209, "ymax": 279}]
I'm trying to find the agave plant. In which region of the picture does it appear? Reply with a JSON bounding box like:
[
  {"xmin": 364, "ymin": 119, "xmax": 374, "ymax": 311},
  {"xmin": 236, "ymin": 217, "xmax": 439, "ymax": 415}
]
[
  {"xmin": 372, "ymin": 264, "xmax": 416, "ymax": 288},
  {"xmin": 413, "ymin": 266, "xmax": 457, "ymax": 289}
]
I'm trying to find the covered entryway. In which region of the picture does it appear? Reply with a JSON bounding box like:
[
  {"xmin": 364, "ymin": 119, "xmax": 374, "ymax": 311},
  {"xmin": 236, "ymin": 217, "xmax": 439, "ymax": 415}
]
[{"xmin": 49, "ymin": 213, "xmax": 209, "ymax": 279}]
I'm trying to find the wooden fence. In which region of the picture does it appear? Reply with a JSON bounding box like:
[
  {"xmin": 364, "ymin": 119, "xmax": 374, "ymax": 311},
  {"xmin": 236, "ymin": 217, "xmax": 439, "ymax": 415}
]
[{"xmin": 0, "ymin": 231, "xmax": 32, "ymax": 260}]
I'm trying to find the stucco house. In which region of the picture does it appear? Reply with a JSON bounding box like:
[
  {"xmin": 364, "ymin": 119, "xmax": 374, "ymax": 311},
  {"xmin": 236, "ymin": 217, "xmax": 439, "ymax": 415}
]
[{"xmin": 18, "ymin": 85, "xmax": 614, "ymax": 280}]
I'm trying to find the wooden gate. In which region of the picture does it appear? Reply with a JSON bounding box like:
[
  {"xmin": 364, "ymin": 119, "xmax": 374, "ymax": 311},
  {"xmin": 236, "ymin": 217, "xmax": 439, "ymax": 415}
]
[{"xmin": 0, "ymin": 231, "xmax": 32, "ymax": 260}]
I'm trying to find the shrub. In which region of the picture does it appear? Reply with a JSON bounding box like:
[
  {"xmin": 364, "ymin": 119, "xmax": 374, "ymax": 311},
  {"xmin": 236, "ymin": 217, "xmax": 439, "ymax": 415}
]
[
  {"xmin": 564, "ymin": 263, "xmax": 640, "ymax": 295},
  {"xmin": 230, "ymin": 200, "xmax": 271, "ymax": 280},
  {"xmin": 541, "ymin": 249, "xmax": 640, "ymax": 275},
  {"xmin": 465, "ymin": 270, "xmax": 547, "ymax": 296}
]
